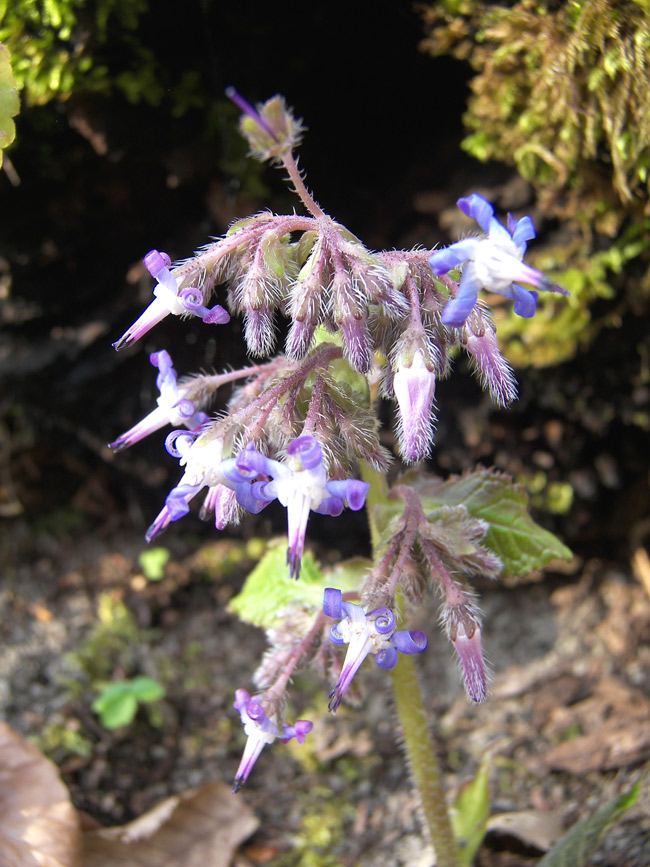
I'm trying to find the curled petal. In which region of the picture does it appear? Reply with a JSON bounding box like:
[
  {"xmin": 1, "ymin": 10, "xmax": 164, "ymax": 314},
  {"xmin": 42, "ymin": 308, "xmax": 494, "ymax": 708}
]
[
  {"xmin": 175, "ymin": 398, "xmax": 196, "ymax": 419},
  {"xmin": 512, "ymin": 285, "xmax": 538, "ymax": 318},
  {"xmin": 329, "ymin": 624, "xmax": 347, "ymax": 645},
  {"xmin": 236, "ymin": 445, "xmax": 283, "ymax": 479},
  {"xmin": 287, "ymin": 435, "xmax": 322, "ymax": 470},
  {"xmin": 508, "ymin": 214, "xmax": 536, "ymax": 249},
  {"xmin": 323, "ymin": 588, "xmax": 344, "ymax": 619},
  {"xmin": 368, "ymin": 607, "xmax": 395, "ymax": 635},
  {"xmin": 375, "ymin": 647, "xmax": 399, "ymax": 670},
  {"xmin": 313, "ymin": 495, "xmax": 345, "ymax": 517},
  {"xmin": 203, "ymin": 304, "xmax": 230, "ymax": 325},
  {"xmin": 179, "ymin": 286, "xmax": 204, "ymax": 311},
  {"xmin": 233, "ymin": 481, "xmax": 272, "ymax": 515},
  {"xmin": 325, "ymin": 479, "xmax": 369, "ymax": 511},
  {"xmin": 144, "ymin": 249, "xmax": 172, "ymax": 278},
  {"xmin": 458, "ymin": 194, "xmax": 494, "ymax": 233},
  {"xmin": 165, "ymin": 483, "xmax": 201, "ymax": 520},
  {"xmin": 290, "ymin": 720, "xmax": 314, "ymax": 744},
  {"xmin": 165, "ymin": 429, "xmax": 197, "ymax": 458},
  {"xmin": 391, "ymin": 630, "xmax": 428, "ymax": 654},
  {"xmin": 245, "ymin": 699, "xmax": 266, "ymax": 722},
  {"xmin": 441, "ymin": 264, "xmax": 480, "ymax": 328}
]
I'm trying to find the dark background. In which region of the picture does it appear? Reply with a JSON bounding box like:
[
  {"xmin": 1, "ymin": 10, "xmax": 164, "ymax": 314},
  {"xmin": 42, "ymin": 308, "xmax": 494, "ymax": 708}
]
[{"xmin": 1, "ymin": 0, "xmax": 647, "ymax": 563}]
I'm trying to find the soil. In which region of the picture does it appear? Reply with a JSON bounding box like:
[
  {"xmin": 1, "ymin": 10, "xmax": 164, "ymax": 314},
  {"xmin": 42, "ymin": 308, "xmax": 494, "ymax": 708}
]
[{"xmin": 2, "ymin": 3, "xmax": 650, "ymax": 866}]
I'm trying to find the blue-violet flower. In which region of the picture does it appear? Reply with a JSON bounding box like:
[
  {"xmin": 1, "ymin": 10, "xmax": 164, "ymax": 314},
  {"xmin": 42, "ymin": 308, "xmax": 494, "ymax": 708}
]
[
  {"xmin": 428, "ymin": 194, "xmax": 567, "ymax": 328},
  {"xmin": 145, "ymin": 431, "xmax": 225, "ymax": 542},
  {"xmin": 110, "ymin": 350, "xmax": 208, "ymax": 452},
  {"xmin": 221, "ymin": 436, "xmax": 369, "ymax": 579},
  {"xmin": 232, "ymin": 689, "xmax": 313, "ymax": 792},
  {"xmin": 113, "ymin": 250, "xmax": 230, "ymax": 350},
  {"xmin": 323, "ymin": 588, "xmax": 427, "ymax": 712}
]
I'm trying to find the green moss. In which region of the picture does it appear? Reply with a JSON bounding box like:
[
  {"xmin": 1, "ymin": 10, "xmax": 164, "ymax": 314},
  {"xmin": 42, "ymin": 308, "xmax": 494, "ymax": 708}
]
[
  {"xmin": 65, "ymin": 592, "xmax": 149, "ymax": 686},
  {"xmin": 32, "ymin": 715, "xmax": 93, "ymax": 762},
  {"xmin": 270, "ymin": 787, "xmax": 355, "ymax": 867},
  {"xmin": 421, "ymin": 0, "xmax": 650, "ymax": 366}
]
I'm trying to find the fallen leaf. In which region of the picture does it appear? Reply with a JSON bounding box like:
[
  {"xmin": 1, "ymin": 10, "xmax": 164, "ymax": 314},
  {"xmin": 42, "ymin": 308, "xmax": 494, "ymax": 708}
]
[
  {"xmin": 486, "ymin": 810, "xmax": 565, "ymax": 853},
  {"xmin": 540, "ymin": 678, "xmax": 650, "ymax": 773},
  {"xmin": 0, "ymin": 722, "xmax": 82, "ymax": 867},
  {"xmin": 541, "ymin": 718, "xmax": 650, "ymax": 774},
  {"xmin": 83, "ymin": 781, "xmax": 259, "ymax": 867}
]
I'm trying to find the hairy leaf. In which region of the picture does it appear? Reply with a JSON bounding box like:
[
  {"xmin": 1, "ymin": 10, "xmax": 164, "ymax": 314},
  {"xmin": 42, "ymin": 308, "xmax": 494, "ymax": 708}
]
[
  {"xmin": 84, "ymin": 781, "xmax": 258, "ymax": 867},
  {"xmin": 229, "ymin": 540, "xmax": 367, "ymax": 629},
  {"xmin": 401, "ymin": 468, "xmax": 572, "ymax": 576},
  {"xmin": 0, "ymin": 722, "xmax": 82, "ymax": 867},
  {"xmin": 537, "ymin": 783, "xmax": 640, "ymax": 867}
]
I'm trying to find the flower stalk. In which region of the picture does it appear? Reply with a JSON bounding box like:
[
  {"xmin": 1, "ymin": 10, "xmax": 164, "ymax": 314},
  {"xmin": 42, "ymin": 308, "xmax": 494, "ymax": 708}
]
[{"xmin": 362, "ymin": 463, "xmax": 459, "ymax": 866}]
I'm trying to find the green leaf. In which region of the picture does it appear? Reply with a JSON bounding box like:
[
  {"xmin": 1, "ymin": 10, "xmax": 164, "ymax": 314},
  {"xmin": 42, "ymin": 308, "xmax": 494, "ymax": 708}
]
[
  {"xmin": 400, "ymin": 468, "xmax": 572, "ymax": 577},
  {"xmin": 451, "ymin": 757, "xmax": 491, "ymax": 867},
  {"xmin": 538, "ymin": 783, "xmax": 640, "ymax": 867},
  {"xmin": 92, "ymin": 684, "xmax": 138, "ymax": 729},
  {"xmin": 0, "ymin": 43, "xmax": 20, "ymax": 168},
  {"xmin": 138, "ymin": 547, "xmax": 170, "ymax": 581},
  {"xmin": 92, "ymin": 678, "xmax": 165, "ymax": 729},
  {"xmin": 228, "ymin": 539, "xmax": 368, "ymax": 629},
  {"xmin": 129, "ymin": 676, "xmax": 165, "ymax": 703}
]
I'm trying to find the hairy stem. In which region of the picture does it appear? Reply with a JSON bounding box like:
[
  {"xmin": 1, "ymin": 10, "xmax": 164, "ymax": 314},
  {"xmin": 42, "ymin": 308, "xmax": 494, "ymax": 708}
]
[
  {"xmin": 362, "ymin": 463, "xmax": 459, "ymax": 867},
  {"xmin": 281, "ymin": 151, "xmax": 325, "ymax": 219}
]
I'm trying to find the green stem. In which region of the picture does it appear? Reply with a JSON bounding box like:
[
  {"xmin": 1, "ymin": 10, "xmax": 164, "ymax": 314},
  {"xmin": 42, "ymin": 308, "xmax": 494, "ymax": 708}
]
[
  {"xmin": 361, "ymin": 462, "xmax": 459, "ymax": 867},
  {"xmin": 390, "ymin": 655, "xmax": 459, "ymax": 867}
]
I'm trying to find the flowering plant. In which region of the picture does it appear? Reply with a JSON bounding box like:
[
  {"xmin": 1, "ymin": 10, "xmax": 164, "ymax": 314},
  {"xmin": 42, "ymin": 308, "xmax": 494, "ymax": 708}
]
[{"xmin": 110, "ymin": 90, "xmax": 571, "ymax": 864}]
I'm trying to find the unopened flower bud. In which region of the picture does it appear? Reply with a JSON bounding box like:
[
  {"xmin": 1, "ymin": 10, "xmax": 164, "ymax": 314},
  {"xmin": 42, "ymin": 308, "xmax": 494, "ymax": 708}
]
[
  {"xmin": 227, "ymin": 89, "xmax": 304, "ymax": 164},
  {"xmin": 444, "ymin": 603, "xmax": 487, "ymax": 703},
  {"xmin": 393, "ymin": 349, "xmax": 437, "ymax": 463}
]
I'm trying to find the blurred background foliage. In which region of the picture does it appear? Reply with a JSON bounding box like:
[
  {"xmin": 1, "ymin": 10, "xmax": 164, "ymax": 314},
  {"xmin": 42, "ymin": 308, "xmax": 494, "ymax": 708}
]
[
  {"xmin": 2, "ymin": 0, "xmax": 166, "ymax": 108},
  {"xmin": 421, "ymin": 0, "xmax": 650, "ymax": 367}
]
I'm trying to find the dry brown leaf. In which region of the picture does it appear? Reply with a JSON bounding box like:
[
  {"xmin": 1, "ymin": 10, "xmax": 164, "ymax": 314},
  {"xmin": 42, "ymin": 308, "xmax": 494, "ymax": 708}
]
[
  {"xmin": 83, "ymin": 781, "xmax": 259, "ymax": 867},
  {"xmin": 486, "ymin": 809, "xmax": 565, "ymax": 853},
  {"xmin": 0, "ymin": 721, "xmax": 82, "ymax": 867},
  {"xmin": 541, "ymin": 717, "xmax": 650, "ymax": 775}
]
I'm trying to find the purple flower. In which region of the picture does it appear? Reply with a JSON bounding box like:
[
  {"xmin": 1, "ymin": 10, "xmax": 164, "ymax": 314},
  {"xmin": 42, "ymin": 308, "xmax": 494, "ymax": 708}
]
[
  {"xmin": 428, "ymin": 194, "xmax": 567, "ymax": 328},
  {"xmin": 113, "ymin": 250, "xmax": 230, "ymax": 350},
  {"xmin": 145, "ymin": 431, "xmax": 226, "ymax": 542},
  {"xmin": 221, "ymin": 436, "xmax": 369, "ymax": 579},
  {"xmin": 392, "ymin": 349, "xmax": 437, "ymax": 463},
  {"xmin": 323, "ymin": 588, "xmax": 427, "ymax": 712},
  {"xmin": 232, "ymin": 689, "xmax": 313, "ymax": 792},
  {"xmin": 110, "ymin": 350, "xmax": 209, "ymax": 452}
]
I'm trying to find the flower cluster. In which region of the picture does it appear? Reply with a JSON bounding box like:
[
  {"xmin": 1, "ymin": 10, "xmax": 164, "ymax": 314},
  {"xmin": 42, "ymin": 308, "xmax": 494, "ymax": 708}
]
[{"xmin": 108, "ymin": 92, "xmax": 568, "ymax": 792}]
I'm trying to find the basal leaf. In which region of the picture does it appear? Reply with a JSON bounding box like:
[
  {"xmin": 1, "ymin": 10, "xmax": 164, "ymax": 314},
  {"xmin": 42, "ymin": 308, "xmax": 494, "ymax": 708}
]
[
  {"xmin": 228, "ymin": 539, "xmax": 366, "ymax": 629},
  {"xmin": 451, "ymin": 757, "xmax": 491, "ymax": 867},
  {"xmin": 538, "ymin": 783, "xmax": 640, "ymax": 867},
  {"xmin": 401, "ymin": 468, "xmax": 572, "ymax": 577}
]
